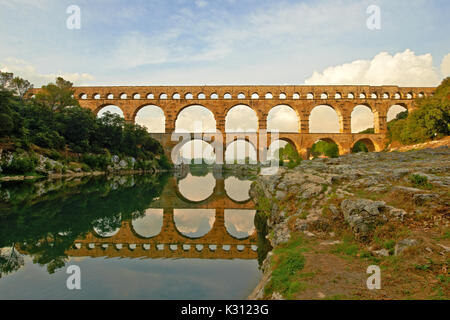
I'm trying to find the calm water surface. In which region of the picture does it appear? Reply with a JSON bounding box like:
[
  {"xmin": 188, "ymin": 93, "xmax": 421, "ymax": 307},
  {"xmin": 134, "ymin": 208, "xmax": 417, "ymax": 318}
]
[{"xmin": 0, "ymin": 168, "xmax": 270, "ymax": 299}]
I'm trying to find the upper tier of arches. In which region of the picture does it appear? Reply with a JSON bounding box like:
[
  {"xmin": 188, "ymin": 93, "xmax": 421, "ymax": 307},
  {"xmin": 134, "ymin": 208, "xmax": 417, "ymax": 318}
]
[{"xmin": 29, "ymin": 85, "xmax": 434, "ymax": 102}]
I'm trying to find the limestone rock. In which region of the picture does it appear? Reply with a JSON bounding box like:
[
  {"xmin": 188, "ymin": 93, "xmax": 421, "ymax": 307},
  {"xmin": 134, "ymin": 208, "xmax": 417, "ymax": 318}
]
[{"xmin": 394, "ymin": 239, "xmax": 418, "ymax": 256}]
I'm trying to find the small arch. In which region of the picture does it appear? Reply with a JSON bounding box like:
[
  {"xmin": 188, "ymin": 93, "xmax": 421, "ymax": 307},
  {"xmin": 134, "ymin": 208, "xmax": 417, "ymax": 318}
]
[
  {"xmin": 383, "ymin": 93, "xmax": 389, "ymax": 99},
  {"xmin": 237, "ymin": 93, "xmax": 246, "ymax": 99},
  {"xmin": 198, "ymin": 93, "xmax": 206, "ymax": 99},
  {"xmin": 172, "ymin": 93, "xmax": 181, "ymax": 99},
  {"xmin": 147, "ymin": 93, "xmax": 154, "ymax": 99},
  {"xmin": 359, "ymin": 93, "xmax": 366, "ymax": 99},
  {"xmin": 335, "ymin": 93, "xmax": 342, "ymax": 99},
  {"xmin": 348, "ymin": 93, "xmax": 355, "ymax": 99},
  {"xmin": 80, "ymin": 93, "xmax": 87, "ymax": 100},
  {"xmin": 321, "ymin": 93, "xmax": 328, "ymax": 99},
  {"xmin": 371, "ymin": 93, "xmax": 378, "ymax": 99},
  {"xmin": 306, "ymin": 93, "xmax": 314, "ymax": 100},
  {"xmin": 185, "ymin": 93, "xmax": 194, "ymax": 100},
  {"xmin": 224, "ymin": 93, "xmax": 232, "ymax": 99},
  {"xmin": 406, "ymin": 93, "xmax": 413, "ymax": 99},
  {"xmin": 265, "ymin": 93, "xmax": 273, "ymax": 99},
  {"xmin": 293, "ymin": 93, "xmax": 300, "ymax": 100},
  {"xmin": 120, "ymin": 93, "xmax": 127, "ymax": 99},
  {"xmin": 93, "ymin": 93, "xmax": 101, "ymax": 100},
  {"xmin": 418, "ymin": 92, "xmax": 425, "ymax": 98},
  {"xmin": 210, "ymin": 93, "xmax": 219, "ymax": 99},
  {"xmin": 394, "ymin": 93, "xmax": 401, "ymax": 99},
  {"xmin": 279, "ymin": 93, "xmax": 287, "ymax": 99},
  {"xmin": 107, "ymin": 93, "xmax": 114, "ymax": 99},
  {"xmin": 133, "ymin": 93, "xmax": 141, "ymax": 100},
  {"xmin": 159, "ymin": 93, "xmax": 167, "ymax": 100},
  {"xmin": 251, "ymin": 93, "xmax": 259, "ymax": 99}
]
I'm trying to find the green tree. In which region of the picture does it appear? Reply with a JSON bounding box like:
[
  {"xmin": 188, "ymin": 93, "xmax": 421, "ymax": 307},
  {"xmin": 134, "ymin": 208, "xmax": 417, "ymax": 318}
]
[{"xmin": 35, "ymin": 77, "xmax": 79, "ymax": 111}]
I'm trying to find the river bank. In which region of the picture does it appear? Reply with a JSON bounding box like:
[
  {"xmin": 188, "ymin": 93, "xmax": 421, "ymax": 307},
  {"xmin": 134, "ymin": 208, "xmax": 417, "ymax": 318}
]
[{"xmin": 248, "ymin": 147, "xmax": 450, "ymax": 300}]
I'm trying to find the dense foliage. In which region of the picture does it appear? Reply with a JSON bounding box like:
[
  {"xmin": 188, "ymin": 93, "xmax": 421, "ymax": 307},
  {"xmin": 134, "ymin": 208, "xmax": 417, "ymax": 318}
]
[
  {"xmin": 0, "ymin": 74, "xmax": 171, "ymax": 173},
  {"xmin": 311, "ymin": 140, "xmax": 339, "ymax": 158},
  {"xmin": 276, "ymin": 143, "xmax": 302, "ymax": 168},
  {"xmin": 388, "ymin": 77, "xmax": 450, "ymax": 144}
]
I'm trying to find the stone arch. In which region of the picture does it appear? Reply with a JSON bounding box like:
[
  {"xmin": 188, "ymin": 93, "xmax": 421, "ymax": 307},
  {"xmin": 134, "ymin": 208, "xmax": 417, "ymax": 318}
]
[
  {"xmin": 133, "ymin": 93, "xmax": 141, "ymax": 99},
  {"xmin": 225, "ymin": 139, "xmax": 258, "ymax": 164},
  {"xmin": 265, "ymin": 93, "xmax": 273, "ymax": 99},
  {"xmin": 175, "ymin": 105, "xmax": 216, "ymax": 133},
  {"xmin": 348, "ymin": 93, "xmax": 355, "ymax": 99},
  {"xmin": 321, "ymin": 93, "xmax": 328, "ymax": 99},
  {"xmin": 79, "ymin": 93, "xmax": 88, "ymax": 99},
  {"xmin": 107, "ymin": 93, "xmax": 114, "ymax": 99},
  {"xmin": 95, "ymin": 104, "xmax": 125, "ymax": 118},
  {"xmin": 146, "ymin": 93, "xmax": 154, "ymax": 99},
  {"xmin": 387, "ymin": 104, "xmax": 408, "ymax": 122},
  {"xmin": 224, "ymin": 209, "xmax": 256, "ymax": 240},
  {"xmin": 309, "ymin": 105, "xmax": 340, "ymax": 133},
  {"xmin": 176, "ymin": 139, "xmax": 216, "ymax": 165},
  {"xmin": 251, "ymin": 93, "xmax": 259, "ymax": 99},
  {"xmin": 335, "ymin": 93, "xmax": 342, "ymax": 99},
  {"xmin": 352, "ymin": 138, "xmax": 377, "ymax": 153},
  {"xmin": 159, "ymin": 93, "xmax": 168, "ymax": 99},
  {"xmin": 279, "ymin": 93, "xmax": 287, "ymax": 99},
  {"xmin": 351, "ymin": 104, "xmax": 374, "ymax": 133},
  {"xmin": 173, "ymin": 209, "xmax": 215, "ymax": 239},
  {"xmin": 198, "ymin": 93, "xmax": 206, "ymax": 99},
  {"xmin": 185, "ymin": 93, "xmax": 194, "ymax": 99},
  {"xmin": 267, "ymin": 137, "xmax": 300, "ymax": 162},
  {"xmin": 172, "ymin": 93, "xmax": 181, "ymax": 99},
  {"xmin": 306, "ymin": 93, "xmax": 314, "ymax": 99},
  {"xmin": 93, "ymin": 93, "xmax": 101, "ymax": 100},
  {"xmin": 130, "ymin": 209, "xmax": 164, "ymax": 239},
  {"xmin": 293, "ymin": 93, "xmax": 300, "ymax": 99},
  {"xmin": 267, "ymin": 104, "xmax": 300, "ymax": 133},
  {"xmin": 224, "ymin": 93, "xmax": 232, "ymax": 99},
  {"xmin": 120, "ymin": 93, "xmax": 127, "ymax": 99},
  {"xmin": 177, "ymin": 170, "xmax": 216, "ymax": 202},
  {"xmin": 224, "ymin": 177, "xmax": 252, "ymax": 203},
  {"xmin": 134, "ymin": 104, "xmax": 166, "ymax": 132},
  {"xmin": 309, "ymin": 137, "xmax": 343, "ymax": 158},
  {"xmin": 225, "ymin": 104, "xmax": 258, "ymax": 132},
  {"xmin": 211, "ymin": 93, "xmax": 219, "ymax": 99},
  {"xmin": 237, "ymin": 93, "xmax": 246, "ymax": 99}
]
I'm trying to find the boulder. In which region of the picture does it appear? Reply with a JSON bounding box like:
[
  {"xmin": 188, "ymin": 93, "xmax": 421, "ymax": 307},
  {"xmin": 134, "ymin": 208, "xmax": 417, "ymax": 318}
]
[
  {"xmin": 340, "ymin": 199, "xmax": 387, "ymax": 241},
  {"xmin": 394, "ymin": 239, "xmax": 418, "ymax": 256}
]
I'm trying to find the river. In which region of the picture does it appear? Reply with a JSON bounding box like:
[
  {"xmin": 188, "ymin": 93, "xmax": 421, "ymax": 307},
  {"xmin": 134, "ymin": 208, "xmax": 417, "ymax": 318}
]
[{"xmin": 0, "ymin": 168, "xmax": 271, "ymax": 300}]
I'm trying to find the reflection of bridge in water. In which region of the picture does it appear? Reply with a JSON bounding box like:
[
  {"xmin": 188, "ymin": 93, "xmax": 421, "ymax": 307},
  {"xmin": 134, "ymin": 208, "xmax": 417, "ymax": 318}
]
[{"xmin": 67, "ymin": 176, "xmax": 258, "ymax": 260}]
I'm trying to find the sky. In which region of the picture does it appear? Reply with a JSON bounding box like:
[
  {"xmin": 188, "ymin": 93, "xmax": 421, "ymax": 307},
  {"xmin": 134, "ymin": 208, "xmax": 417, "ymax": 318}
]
[{"xmin": 1, "ymin": 0, "xmax": 449, "ymax": 150}]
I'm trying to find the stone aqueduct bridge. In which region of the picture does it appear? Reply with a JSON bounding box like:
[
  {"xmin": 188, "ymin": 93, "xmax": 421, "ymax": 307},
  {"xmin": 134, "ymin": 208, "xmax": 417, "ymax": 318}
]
[
  {"xmin": 65, "ymin": 177, "xmax": 258, "ymax": 260},
  {"xmin": 30, "ymin": 85, "xmax": 435, "ymax": 158}
]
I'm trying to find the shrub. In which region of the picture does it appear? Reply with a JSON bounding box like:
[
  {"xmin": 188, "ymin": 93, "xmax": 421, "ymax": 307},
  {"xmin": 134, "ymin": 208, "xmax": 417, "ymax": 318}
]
[
  {"xmin": 409, "ymin": 174, "xmax": 433, "ymax": 190},
  {"xmin": 3, "ymin": 154, "xmax": 38, "ymax": 174}
]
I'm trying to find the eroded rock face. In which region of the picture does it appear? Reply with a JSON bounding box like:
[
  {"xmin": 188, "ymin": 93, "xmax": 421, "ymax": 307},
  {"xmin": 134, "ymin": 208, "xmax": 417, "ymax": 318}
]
[{"xmin": 341, "ymin": 199, "xmax": 388, "ymax": 241}]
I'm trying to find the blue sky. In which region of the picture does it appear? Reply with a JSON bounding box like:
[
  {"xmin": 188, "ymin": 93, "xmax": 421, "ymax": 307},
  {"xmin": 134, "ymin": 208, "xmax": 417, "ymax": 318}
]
[{"xmin": 1, "ymin": 0, "xmax": 450, "ymax": 86}]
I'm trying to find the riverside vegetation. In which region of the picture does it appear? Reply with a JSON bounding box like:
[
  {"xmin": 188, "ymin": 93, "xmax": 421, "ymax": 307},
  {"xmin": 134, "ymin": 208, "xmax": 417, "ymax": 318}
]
[
  {"xmin": 0, "ymin": 72, "xmax": 171, "ymax": 180},
  {"xmin": 249, "ymin": 78, "xmax": 450, "ymax": 300}
]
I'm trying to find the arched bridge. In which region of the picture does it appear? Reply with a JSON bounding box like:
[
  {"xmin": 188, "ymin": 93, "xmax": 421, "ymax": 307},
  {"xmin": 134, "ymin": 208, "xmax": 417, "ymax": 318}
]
[{"xmin": 28, "ymin": 85, "xmax": 435, "ymax": 159}]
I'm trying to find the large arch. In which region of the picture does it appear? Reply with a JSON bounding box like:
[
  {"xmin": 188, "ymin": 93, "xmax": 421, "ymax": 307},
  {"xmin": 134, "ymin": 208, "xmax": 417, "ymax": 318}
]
[
  {"xmin": 134, "ymin": 105, "xmax": 165, "ymax": 133},
  {"xmin": 351, "ymin": 105, "xmax": 374, "ymax": 133},
  {"xmin": 224, "ymin": 177, "xmax": 252, "ymax": 202},
  {"xmin": 309, "ymin": 138, "xmax": 342, "ymax": 158},
  {"xmin": 131, "ymin": 209, "xmax": 164, "ymax": 238},
  {"xmin": 387, "ymin": 104, "xmax": 408, "ymax": 122},
  {"xmin": 178, "ymin": 172, "xmax": 216, "ymax": 202},
  {"xmin": 173, "ymin": 209, "xmax": 215, "ymax": 239},
  {"xmin": 266, "ymin": 138, "xmax": 298, "ymax": 162},
  {"xmin": 175, "ymin": 105, "xmax": 216, "ymax": 133},
  {"xmin": 352, "ymin": 138, "xmax": 377, "ymax": 153},
  {"xmin": 225, "ymin": 105, "xmax": 258, "ymax": 132},
  {"xmin": 224, "ymin": 209, "xmax": 256, "ymax": 239},
  {"xmin": 309, "ymin": 105, "xmax": 340, "ymax": 133},
  {"xmin": 96, "ymin": 105, "xmax": 124, "ymax": 118},
  {"xmin": 267, "ymin": 105, "xmax": 300, "ymax": 133},
  {"xmin": 225, "ymin": 139, "xmax": 258, "ymax": 164},
  {"xmin": 177, "ymin": 139, "xmax": 216, "ymax": 165}
]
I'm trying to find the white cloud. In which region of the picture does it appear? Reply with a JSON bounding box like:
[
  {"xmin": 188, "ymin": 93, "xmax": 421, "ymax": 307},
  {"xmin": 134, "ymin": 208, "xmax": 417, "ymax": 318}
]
[
  {"xmin": 195, "ymin": 0, "xmax": 208, "ymax": 8},
  {"xmin": 305, "ymin": 49, "xmax": 443, "ymax": 86},
  {"xmin": 442, "ymin": 53, "xmax": 450, "ymax": 78},
  {"xmin": 0, "ymin": 57, "xmax": 94, "ymax": 87}
]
